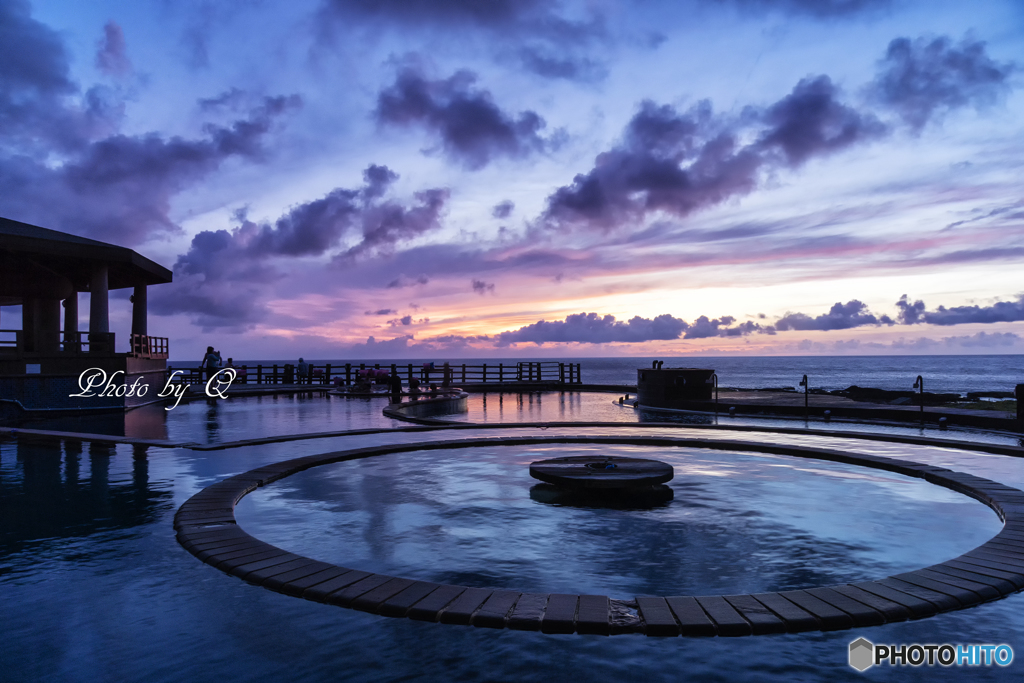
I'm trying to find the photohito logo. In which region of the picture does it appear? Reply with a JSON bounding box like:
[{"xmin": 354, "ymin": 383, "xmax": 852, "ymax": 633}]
[{"xmin": 849, "ymin": 638, "xmax": 1013, "ymax": 671}]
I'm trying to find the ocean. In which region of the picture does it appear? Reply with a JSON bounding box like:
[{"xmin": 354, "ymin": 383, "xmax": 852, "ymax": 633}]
[{"xmin": 170, "ymin": 355, "xmax": 1024, "ymax": 396}]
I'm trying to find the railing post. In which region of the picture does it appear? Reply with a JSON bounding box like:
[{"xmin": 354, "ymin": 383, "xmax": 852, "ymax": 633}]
[
  {"xmin": 576, "ymin": 363, "xmax": 582, "ymax": 383},
  {"xmin": 499, "ymin": 363, "xmax": 504, "ymax": 383},
  {"xmin": 346, "ymin": 363, "xmax": 351, "ymax": 385},
  {"xmin": 482, "ymin": 363, "xmax": 487, "ymax": 383},
  {"xmin": 461, "ymin": 363, "xmax": 466, "ymax": 382},
  {"xmin": 407, "ymin": 363, "xmax": 413, "ymax": 382},
  {"xmin": 257, "ymin": 364, "xmax": 262, "ymax": 384},
  {"xmin": 325, "ymin": 364, "xmax": 331, "ymax": 385},
  {"xmin": 273, "ymin": 364, "xmax": 278, "ymax": 384}
]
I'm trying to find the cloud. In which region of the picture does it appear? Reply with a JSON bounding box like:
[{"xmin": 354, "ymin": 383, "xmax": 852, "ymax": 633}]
[
  {"xmin": 366, "ymin": 309, "xmax": 396, "ymax": 315},
  {"xmin": 684, "ymin": 316, "xmax": 773, "ymax": 338},
  {"xmin": 715, "ymin": 0, "xmax": 891, "ymax": 17},
  {"xmin": 151, "ymin": 165, "xmax": 448, "ymax": 328},
  {"xmin": 495, "ymin": 312, "xmax": 690, "ymax": 346},
  {"xmin": 757, "ymin": 76, "xmax": 887, "ymax": 166},
  {"xmin": 492, "ymin": 200, "xmax": 515, "ymax": 219},
  {"xmin": 471, "ymin": 279, "xmax": 495, "ymax": 294},
  {"xmin": 943, "ymin": 331, "xmax": 1021, "ymax": 348},
  {"xmin": 376, "ymin": 65, "xmax": 560, "ymax": 169},
  {"xmin": 516, "ymin": 47, "xmax": 607, "ymax": 83},
  {"xmin": 0, "ymin": 7, "xmax": 301, "ymax": 245},
  {"xmin": 870, "ymin": 35, "xmax": 1016, "ymax": 131},
  {"xmin": 542, "ymin": 77, "xmax": 884, "ymax": 231},
  {"xmin": 775, "ymin": 300, "xmax": 893, "ymax": 331},
  {"xmin": 895, "ymin": 294, "xmax": 925, "ymax": 324},
  {"xmin": 387, "ymin": 274, "xmax": 430, "ymax": 288},
  {"xmin": 897, "ymin": 294, "xmax": 1024, "ymax": 326},
  {"xmin": 95, "ymin": 21, "xmax": 131, "ymax": 77}
]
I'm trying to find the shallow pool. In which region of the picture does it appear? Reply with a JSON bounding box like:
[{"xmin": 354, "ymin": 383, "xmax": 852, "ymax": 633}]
[{"xmin": 2, "ymin": 395, "xmax": 1023, "ymax": 682}]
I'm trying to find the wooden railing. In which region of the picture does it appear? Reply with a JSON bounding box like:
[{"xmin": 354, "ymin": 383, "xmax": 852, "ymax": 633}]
[
  {"xmin": 129, "ymin": 334, "xmax": 169, "ymax": 359},
  {"xmin": 166, "ymin": 361, "xmax": 584, "ymax": 387},
  {"xmin": 0, "ymin": 329, "xmax": 117, "ymax": 355}
]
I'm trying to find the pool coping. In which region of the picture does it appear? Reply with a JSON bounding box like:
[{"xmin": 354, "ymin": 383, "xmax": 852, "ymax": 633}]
[{"xmin": 174, "ymin": 434, "xmax": 1024, "ymax": 637}]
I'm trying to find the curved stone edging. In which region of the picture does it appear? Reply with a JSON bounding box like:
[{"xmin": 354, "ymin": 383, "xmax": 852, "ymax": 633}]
[{"xmin": 175, "ymin": 434, "xmax": 1024, "ymax": 637}]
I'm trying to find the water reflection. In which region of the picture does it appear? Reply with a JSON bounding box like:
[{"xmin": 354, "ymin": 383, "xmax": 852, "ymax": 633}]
[
  {"xmin": 0, "ymin": 439, "xmax": 172, "ymax": 559},
  {"xmin": 529, "ymin": 482, "xmax": 674, "ymax": 509}
]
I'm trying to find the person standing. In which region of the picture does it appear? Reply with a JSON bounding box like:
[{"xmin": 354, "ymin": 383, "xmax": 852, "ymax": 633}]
[
  {"xmin": 202, "ymin": 346, "xmax": 221, "ymax": 382},
  {"xmin": 297, "ymin": 357, "xmax": 309, "ymax": 385}
]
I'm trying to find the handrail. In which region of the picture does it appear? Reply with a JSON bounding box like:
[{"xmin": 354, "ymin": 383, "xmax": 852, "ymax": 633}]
[{"xmin": 165, "ymin": 360, "xmax": 585, "ymax": 387}]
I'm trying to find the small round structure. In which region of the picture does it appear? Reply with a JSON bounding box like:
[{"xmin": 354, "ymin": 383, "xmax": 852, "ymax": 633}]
[{"xmin": 529, "ymin": 455, "xmax": 674, "ymax": 490}]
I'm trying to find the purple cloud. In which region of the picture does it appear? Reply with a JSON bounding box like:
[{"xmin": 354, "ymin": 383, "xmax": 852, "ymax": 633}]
[
  {"xmin": 471, "ymin": 279, "xmax": 496, "ymax": 295},
  {"xmin": 492, "ymin": 200, "xmax": 515, "ymax": 219},
  {"xmin": 543, "ymin": 76, "xmax": 883, "ymax": 231},
  {"xmin": 775, "ymin": 300, "xmax": 893, "ymax": 331},
  {"xmin": 151, "ymin": 165, "xmax": 448, "ymax": 328},
  {"xmin": 95, "ymin": 21, "xmax": 131, "ymax": 77},
  {"xmin": 717, "ymin": 0, "xmax": 891, "ymax": 17},
  {"xmin": 376, "ymin": 66, "xmax": 560, "ymax": 169},
  {"xmin": 897, "ymin": 294, "xmax": 1024, "ymax": 326},
  {"xmin": 495, "ymin": 312, "xmax": 690, "ymax": 346},
  {"xmin": 757, "ymin": 76, "xmax": 887, "ymax": 166},
  {"xmin": 870, "ymin": 35, "xmax": 1016, "ymax": 131}
]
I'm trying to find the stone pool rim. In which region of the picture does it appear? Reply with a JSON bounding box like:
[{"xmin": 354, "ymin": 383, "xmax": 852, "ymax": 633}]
[{"xmin": 174, "ymin": 434, "xmax": 1024, "ymax": 637}]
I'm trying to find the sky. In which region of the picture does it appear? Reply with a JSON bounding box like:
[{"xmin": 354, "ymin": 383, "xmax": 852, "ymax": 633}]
[{"xmin": 2, "ymin": 0, "xmax": 1023, "ymax": 360}]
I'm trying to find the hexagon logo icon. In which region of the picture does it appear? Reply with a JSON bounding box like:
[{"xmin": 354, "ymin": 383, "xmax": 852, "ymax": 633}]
[{"xmin": 849, "ymin": 638, "xmax": 874, "ymax": 672}]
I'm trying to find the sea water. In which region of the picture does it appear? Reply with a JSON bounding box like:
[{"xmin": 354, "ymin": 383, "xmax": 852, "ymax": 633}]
[{"xmin": 171, "ymin": 355, "xmax": 1024, "ymax": 394}]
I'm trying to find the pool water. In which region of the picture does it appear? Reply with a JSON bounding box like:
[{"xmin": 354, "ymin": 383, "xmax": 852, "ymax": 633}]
[
  {"xmin": 2, "ymin": 394, "xmax": 1024, "ymax": 682},
  {"xmin": 237, "ymin": 443, "xmax": 1000, "ymax": 598}
]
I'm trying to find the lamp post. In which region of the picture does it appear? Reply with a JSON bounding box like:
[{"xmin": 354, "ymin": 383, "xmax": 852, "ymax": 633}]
[
  {"xmin": 913, "ymin": 375, "xmax": 924, "ymax": 420},
  {"xmin": 799, "ymin": 374, "xmax": 808, "ymax": 418}
]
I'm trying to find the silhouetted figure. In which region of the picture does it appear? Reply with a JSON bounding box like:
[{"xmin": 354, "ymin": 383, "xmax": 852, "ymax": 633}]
[
  {"xmin": 389, "ymin": 372, "xmax": 403, "ymax": 402},
  {"xmin": 297, "ymin": 357, "xmax": 309, "ymax": 385},
  {"xmin": 202, "ymin": 346, "xmax": 221, "ymax": 382}
]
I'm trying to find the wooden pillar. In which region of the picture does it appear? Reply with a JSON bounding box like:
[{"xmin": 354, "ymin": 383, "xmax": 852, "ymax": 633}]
[
  {"xmin": 131, "ymin": 285, "xmax": 147, "ymax": 336},
  {"xmin": 89, "ymin": 266, "xmax": 109, "ymax": 335}
]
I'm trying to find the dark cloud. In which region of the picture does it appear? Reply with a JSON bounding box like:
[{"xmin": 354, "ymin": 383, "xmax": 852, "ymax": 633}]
[
  {"xmin": 495, "ymin": 312, "xmax": 690, "ymax": 346},
  {"xmin": 1, "ymin": 94, "xmax": 299, "ymax": 245},
  {"xmin": 516, "ymin": 47, "xmax": 607, "ymax": 83},
  {"xmin": 715, "ymin": 0, "xmax": 891, "ymax": 17},
  {"xmin": 387, "ymin": 274, "xmax": 430, "ymax": 288},
  {"xmin": 492, "ymin": 200, "xmax": 515, "ymax": 219},
  {"xmin": 95, "ymin": 21, "xmax": 131, "ymax": 77},
  {"xmin": 895, "ymin": 294, "xmax": 925, "ymax": 324},
  {"xmin": 151, "ymin": 166, "xmax": 447, "ymax": 328},
  {"xmin": 757, "ymin": 76, "xmax": 887, "ymax": 166},
  {"xmin": 198, "ymin": 87, "xmax": 248, "ymax": 111},
  {"xmin": 683, "ymin": 315, "xmax": 774, "ymax": 338},
  {"xmin": 471, "ymin": 279, "xmax": 495, "ymax": 295},
  {"xmin": 323, "ymin": 0, "xmax": 540, "ymax": 26},
  {"xmin": 366, "ymin": 309, "xmax": 396, "ymax": 315},
  {"xmin": 0, "ymin": 2, "xmax": 301, "ymax": 245},
  {"xmin": 376, "ymin": 66, "xmax": 560, "ymax": 169},
  {"xmin": 321, "ymin": 0, "xmax": 605, "ymax": 43},
  {"xmin": 543, "ymin": 77, "xmax": 884, "ymax": 230},
  {"xmin": 870, "ymin": 36, "xmax": 1016, "ymax": 131},
  {"xmin": 897, "ymin": 294, "xmax": 1024, "ymax": 326},
  {"xmin": 775, "ymin": 300, "xmax": 892, "ymax": 331}
]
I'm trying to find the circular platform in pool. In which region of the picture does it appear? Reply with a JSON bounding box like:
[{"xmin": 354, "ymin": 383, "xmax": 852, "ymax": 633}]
[
  {"xmin": 175, "ymin": 432, "xmax": 1024, "ymax": 637},
  {"xmin": 529, "ymin": 455, "xmax": 674, "ymax": 490}
]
